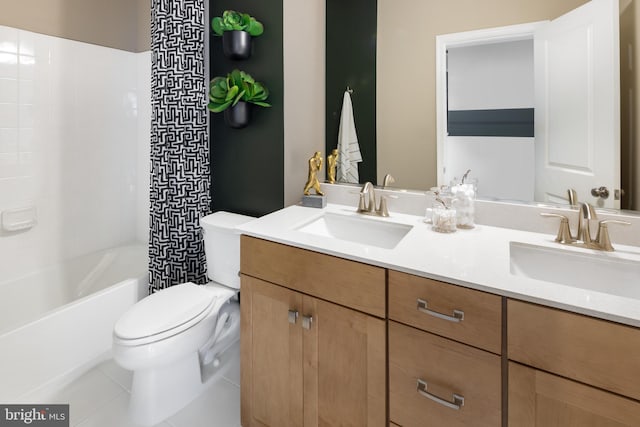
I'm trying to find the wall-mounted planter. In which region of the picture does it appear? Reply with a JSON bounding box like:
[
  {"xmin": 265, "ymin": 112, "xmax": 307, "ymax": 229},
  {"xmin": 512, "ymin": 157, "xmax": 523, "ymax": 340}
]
[
  {"xmin": 222, "ymin": 31, "xmax": 252, "ymax": 60},
  {"xmin": 212, "ymin": 11, "xmax": 264, "ymax": 60},
  {"xmin": 224, "ymin": 101, "xmax": 251, "ymax": 129},
  {"xmin": 209, "ymin": 70, "xmax": 270, "ymax": 129}
]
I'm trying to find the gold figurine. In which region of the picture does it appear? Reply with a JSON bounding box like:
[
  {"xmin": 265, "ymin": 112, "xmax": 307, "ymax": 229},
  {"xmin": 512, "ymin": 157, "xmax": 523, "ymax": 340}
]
[
  {"xmin": 327, "ymin": 148, "xmax": 338, "ymax": 184},
  {"xmin": 303, "ymin": 151, "xmax": 324, "ymax": 196}
]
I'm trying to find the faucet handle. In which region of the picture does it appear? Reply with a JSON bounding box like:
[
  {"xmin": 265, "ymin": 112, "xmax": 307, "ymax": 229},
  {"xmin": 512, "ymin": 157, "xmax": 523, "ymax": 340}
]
[
  {"xmin": 595, "ymin": 219, "xmax": 631, "ymax": 251},
  {"xmin": 382, "ymin": 174, "xmax": 395, "ymax": 189},
  {"xmin": 540, "ymin": 213, "xmax": 574, "ymax": 244},
  {"xmin": 377, "ymin": 196, "xmax": 390, "ymax": 217},
  {"xmin": 567, "ymin": 188, "xmax": 578, "ymax": 207}
]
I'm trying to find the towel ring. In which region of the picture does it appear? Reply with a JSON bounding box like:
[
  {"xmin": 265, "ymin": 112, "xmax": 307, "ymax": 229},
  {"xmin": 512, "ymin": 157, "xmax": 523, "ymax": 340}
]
[{"xmin": 346, "ymin": 86, "xmax": 353, "ymax": 94}]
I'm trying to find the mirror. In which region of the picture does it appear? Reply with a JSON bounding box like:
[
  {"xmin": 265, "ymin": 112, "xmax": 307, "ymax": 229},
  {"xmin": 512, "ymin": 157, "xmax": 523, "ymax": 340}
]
[
  {"xmin": 328, "ymin": 0, "xmax": 639, "ymax": 212},
  {"xmin": 437, "ymin": 0, "xmax": 622, "ymax": 209}
]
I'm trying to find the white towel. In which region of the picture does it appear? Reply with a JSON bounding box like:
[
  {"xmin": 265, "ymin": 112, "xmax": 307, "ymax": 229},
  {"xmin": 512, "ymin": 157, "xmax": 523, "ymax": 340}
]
[{"xmin": 337, "ymin": 91, "xmax": 362, "ymax": 183}]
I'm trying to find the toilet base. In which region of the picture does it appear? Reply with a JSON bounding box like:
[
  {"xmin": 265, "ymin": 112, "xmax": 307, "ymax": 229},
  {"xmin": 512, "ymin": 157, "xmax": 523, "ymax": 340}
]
[
  {"xmin": 128, "ymin": 351, "xmax": 204, "ymax": 426},
  {"xmin": 127, "ymin": 334, "xmax": 240, "ymax": 426},
  {"xmin": 118, "ymin": 301, "xmax": 241, "ymax": 426}
]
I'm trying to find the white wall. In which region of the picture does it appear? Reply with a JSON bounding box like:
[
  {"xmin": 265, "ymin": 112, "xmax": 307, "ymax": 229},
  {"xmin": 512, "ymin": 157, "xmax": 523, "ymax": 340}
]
[
  {"xmin": 283, "ymin": 0, "xmax": 325, "ymax": 206},
  {"xmin": 0, "ymin": 26, "xmax": 150, "ymax": 284},
  {"xmin": 136, "ymin": 52, "xmax": 151, "ymax": 243},
  {"xmin": 445, "ymin": 137, "xmax": 535, "ymax": 201},
  {"xmin": 448, "ymin": 39, "xmax": 534, "ymax": 110}
]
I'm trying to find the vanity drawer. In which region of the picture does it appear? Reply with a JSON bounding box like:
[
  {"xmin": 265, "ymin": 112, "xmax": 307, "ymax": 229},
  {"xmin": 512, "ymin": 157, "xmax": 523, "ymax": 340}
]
[
  {"xmin": 509, "ymin": 361, "xmax": 640, "ymax": 427},
  {"xmin": 389, "ymin": 321, "xmax": 502, "ymax": 427},
  {"xmin": 388, "ymin": 270, "xmax": 502, "ymax": 353},
  {"xmin": 508, "ymin": 299, "xmax": 640, "ymax": 400},
  {"xmin": 240, "ymin": 236, "xmax": 386, "ymax": 318}
]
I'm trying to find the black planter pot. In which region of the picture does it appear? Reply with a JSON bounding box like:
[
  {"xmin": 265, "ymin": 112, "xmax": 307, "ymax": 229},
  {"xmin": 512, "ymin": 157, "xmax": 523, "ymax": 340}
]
[
  {"xmin": 224, "ymin": 101, "xmax": 251, "ymax": 129},
  {"xmin": 222, "ymin": 30, "xmax": 252, "ymax": 60}
]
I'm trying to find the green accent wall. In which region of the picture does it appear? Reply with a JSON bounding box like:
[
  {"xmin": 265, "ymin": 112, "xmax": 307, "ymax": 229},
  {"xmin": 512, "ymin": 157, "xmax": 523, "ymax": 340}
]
[
  {"xmin": 326, "ymin": 0, "xmax": 377, "ymax": 184},
  {"xmin": 209, "ymin": 1, "xmax": 284, "ymax": 217}
]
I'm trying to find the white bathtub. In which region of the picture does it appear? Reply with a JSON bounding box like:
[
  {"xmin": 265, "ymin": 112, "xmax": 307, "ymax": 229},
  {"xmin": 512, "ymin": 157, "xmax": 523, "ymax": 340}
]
[{"xmin": 0, "ymin": 244, "xmax": 148, "ymax": 401}]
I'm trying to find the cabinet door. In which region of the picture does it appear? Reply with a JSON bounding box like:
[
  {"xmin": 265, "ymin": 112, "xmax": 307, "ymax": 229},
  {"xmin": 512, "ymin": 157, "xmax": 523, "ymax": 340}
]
[
  {"xmin": 241, "ymin": 275, "xmax": 304, "ymax": 427},
  {"xmin": 303, "ymin": 295, "xmax": 386, "ymax": 427},
  {"xmin": 509, "ymin": 362, "xmax": 640, "ymax": 427}
]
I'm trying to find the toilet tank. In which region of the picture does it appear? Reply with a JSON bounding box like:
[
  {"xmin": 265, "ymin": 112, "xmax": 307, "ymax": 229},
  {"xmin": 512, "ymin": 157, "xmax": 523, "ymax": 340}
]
[{"xmin": 200, "ymin": 211, "xmax": 254, "ymax": 289}]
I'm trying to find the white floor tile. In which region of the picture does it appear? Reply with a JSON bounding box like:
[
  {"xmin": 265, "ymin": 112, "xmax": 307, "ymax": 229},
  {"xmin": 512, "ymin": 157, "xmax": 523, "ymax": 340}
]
[
  {"xmin": 167, "ymin": 378, "xmax": 240, "ymax": 427},
  {"xmin": 24, "ymin": 356, "xmax": 241, "ymax": 427},
  {"xmin": 96, "ymin": 359, "xmax": 133, "ymax": 392},
  {"xmin": 48, "ymin": 369, "xmax": 125, "ymax": 426},
  {"xmin": 75, "ymin": 393, "xmax": 172, "ymax": 427}
]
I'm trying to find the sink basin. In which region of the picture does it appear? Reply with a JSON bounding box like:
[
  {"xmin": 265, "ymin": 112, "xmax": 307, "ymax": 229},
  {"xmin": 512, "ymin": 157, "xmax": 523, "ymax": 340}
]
[
  {"xmin": 509, "ymin": 242, "xmax": 640, "ymax": 299},
  {"xmin": 296, "ymin": 212, "xmax": 413, "ymax": 249}
]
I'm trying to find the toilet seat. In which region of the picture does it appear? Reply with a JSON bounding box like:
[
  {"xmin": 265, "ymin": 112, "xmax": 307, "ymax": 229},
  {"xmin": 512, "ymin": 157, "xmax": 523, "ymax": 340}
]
[{"xmin": 114, "ymin": 282, "xmax": 217, "ymax": 346}]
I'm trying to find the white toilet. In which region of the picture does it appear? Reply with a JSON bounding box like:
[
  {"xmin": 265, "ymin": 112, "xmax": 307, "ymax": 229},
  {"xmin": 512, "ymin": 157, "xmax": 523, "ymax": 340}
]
[{"xmin": 112, "ymin": 211, "xmax": 253, "ymax": 426}]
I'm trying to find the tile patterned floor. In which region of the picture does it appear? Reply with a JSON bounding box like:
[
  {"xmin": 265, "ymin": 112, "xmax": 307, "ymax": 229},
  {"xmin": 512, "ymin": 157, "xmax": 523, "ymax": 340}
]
[{"xmin": 20, "ymin": 342, "xmax": 241, "ymax": 427}]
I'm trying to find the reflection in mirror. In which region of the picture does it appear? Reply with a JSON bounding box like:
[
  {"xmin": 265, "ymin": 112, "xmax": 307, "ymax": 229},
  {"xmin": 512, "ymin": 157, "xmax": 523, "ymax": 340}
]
[
  {"xmin": 437, "ymin": 0, "xmax": 622, "ymax": 210},
  {"xmin": 438, "ymin": 28, "xmax": 536, "ymax": 203},
  {"xmin": 328, "ymin": 0, "xmax": 640, "ymax": 212}
]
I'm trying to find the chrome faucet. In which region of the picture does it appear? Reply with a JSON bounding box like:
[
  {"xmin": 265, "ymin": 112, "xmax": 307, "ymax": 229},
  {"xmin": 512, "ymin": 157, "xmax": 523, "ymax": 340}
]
[
  {"xmin": 357, "ymin": 182, "xmax": 390, "ymax": 217},
  {"xmin": 542, "ymin": 201, "xmax": 630, "ymax": 251}
]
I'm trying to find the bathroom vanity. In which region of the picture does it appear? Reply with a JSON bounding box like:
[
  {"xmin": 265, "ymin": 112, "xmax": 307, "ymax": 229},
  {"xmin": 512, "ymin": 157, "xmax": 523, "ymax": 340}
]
[{"xmin": 238, "ymin": 202, "xmax": 640, "ymax": 427}]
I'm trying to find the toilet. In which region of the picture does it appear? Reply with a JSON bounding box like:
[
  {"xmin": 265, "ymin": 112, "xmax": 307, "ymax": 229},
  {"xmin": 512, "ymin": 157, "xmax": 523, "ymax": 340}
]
[{"xmin": 112, "ymin": 211, "xmax": 253, "ymax": 426}]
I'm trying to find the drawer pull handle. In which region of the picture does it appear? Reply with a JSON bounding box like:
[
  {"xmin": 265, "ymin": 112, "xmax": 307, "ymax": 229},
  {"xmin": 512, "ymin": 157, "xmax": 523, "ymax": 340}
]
[
  {"xmin": 417, "ymin": 299, "xmax": 464, "ymax": 322},
  {"xmin": 416, "ymin": 379, "xmax": 465, "ymax": 410},
  {"xmin": 288, "ymin": 310, "xmax": 299, "ymax": 324},
  {"xmin": 302, "ymin": 315, "xmax": 313, "ymax": 330}
]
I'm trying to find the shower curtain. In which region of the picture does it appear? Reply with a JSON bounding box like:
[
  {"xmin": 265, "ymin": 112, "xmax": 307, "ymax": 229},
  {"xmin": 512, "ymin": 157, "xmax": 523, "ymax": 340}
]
[{"xmin": 149, "ymin": 0, "xmax": 210, "ymax": 292}]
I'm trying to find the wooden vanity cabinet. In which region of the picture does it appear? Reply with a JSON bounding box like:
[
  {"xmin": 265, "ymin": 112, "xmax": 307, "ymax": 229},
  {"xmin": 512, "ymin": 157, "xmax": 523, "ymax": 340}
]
[
  {"xmin": 507, "ymin": 300, "xmax": 640, "ymax": 426},
  {"xmin": 388, "ymin": 271, "xmax": 503, "ymax": 427},
  {"xmin": 240, "ymin": 235, "xmax": 640, "ymax": 427},
  {"xmin": 240, "ymin": 236, "xmax": 386, "ymax": 427}
]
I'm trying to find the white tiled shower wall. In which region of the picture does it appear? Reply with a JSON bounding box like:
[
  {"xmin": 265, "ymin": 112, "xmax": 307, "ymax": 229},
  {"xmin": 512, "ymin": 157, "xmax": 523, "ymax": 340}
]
[{"xmin": 0, "ymin": 25, "xmax": 150, "ymax": 284}]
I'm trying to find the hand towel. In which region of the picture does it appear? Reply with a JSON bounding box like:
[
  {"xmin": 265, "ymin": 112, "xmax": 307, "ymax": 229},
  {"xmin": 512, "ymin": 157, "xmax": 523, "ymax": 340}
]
[{"xmin": 337, "ymin": 91, "xmax": 362, "ymax": 183}]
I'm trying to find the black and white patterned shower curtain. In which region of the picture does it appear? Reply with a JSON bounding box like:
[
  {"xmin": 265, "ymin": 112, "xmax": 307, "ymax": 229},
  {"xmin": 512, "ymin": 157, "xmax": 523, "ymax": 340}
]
[{"xmin": 149, "ymin": 0, "xmax": 210, "ymax": 293}]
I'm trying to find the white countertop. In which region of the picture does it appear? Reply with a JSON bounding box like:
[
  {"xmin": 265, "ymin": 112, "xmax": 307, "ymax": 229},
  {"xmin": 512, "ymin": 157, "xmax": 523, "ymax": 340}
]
[{"xmin": 238, "ymin": 203, "xmax": 640, "ymax": 327}]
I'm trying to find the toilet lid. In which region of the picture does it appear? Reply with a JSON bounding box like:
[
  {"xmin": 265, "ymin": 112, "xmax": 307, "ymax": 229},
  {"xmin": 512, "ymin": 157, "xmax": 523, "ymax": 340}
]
[{"xmin": 114, "ymin": 282, "xmax": 215, "ymax": 341}]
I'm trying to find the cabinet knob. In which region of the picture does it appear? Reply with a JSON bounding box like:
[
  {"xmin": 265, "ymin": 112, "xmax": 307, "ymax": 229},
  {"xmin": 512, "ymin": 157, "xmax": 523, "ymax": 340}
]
[
  {"xmin": 417, "ymin": 298, "xmax": 464, "ymax": 323},
  {"xmin": 288, "ymin": 309, "xmax": 299, "ymax": 324},
  {"xmin": 302, "ymin": 315, "xmax": 314, "ymax": 330}
]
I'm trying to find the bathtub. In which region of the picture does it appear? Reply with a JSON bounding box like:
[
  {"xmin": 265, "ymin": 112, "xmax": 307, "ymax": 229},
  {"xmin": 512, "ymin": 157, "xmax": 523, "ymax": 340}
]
[{"xmin": 0, "ymin": 244, "xmax": 148, "ymax": 401}]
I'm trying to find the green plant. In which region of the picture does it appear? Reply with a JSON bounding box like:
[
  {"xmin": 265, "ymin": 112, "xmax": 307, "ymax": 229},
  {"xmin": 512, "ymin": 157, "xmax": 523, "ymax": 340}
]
[
  {"xmin": 208, "ymin": 69, "xmax": 271, "ymax": 113},
  {"xmin": 211, "ymin": 10, "xmax": 264, "ymax": 37}
]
